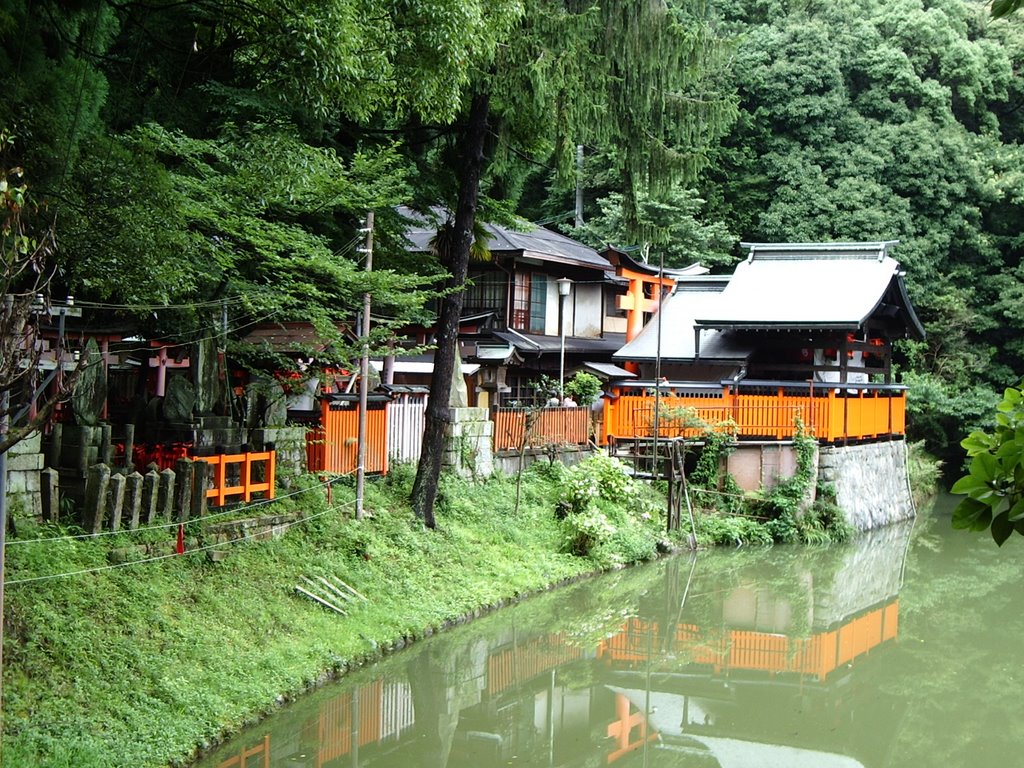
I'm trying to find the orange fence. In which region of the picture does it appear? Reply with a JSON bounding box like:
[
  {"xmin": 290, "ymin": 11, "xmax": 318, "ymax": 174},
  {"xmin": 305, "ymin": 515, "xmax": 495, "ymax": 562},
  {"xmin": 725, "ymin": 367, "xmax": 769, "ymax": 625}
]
[
  {"xmin": 307, "ymin": 399, "xmax": 389, "ymax": 475},
  {"xmin": 598, "ymin": 599, "xmax": 898, "ymax": 681},
  {"xmin": 492, "ymin": 406, "xmax": 590, "ymax": 451},
  {"xmin": 193, "ymin": 450, "xmax": 276, "ymax": 507},
  {"xmin": 603, "ymin": 382, "xmax": 907, "ymax": 444},
  {"xmin": 487, "ymin": 634, "xmax": 585, "ymax": 695}
]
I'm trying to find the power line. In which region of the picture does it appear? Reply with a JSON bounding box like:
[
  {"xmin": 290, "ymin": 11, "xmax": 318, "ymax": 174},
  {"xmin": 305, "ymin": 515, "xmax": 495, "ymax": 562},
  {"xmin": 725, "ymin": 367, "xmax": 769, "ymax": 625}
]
[
  {"xmin": 5, "ymin": 472, "xmax": 350, "ymax": 546},
  {"xmin": 6, "ymin": 497, "xmax": 358, "ymax": 587}
]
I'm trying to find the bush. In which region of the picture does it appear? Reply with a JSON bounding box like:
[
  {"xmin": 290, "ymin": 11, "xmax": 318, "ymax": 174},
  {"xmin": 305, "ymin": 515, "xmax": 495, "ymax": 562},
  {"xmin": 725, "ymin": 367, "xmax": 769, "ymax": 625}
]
[{"xmin": 557, "ymin": 453, "xmax": 664, "ymax": 563}]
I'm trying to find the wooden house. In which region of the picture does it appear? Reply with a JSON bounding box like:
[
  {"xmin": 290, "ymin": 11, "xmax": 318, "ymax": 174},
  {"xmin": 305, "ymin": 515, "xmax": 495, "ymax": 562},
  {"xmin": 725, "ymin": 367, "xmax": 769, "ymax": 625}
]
[
  {"xmin": 401, "ymin": 208, "xmax": 637, "ymax": 407},
  {"xmin": 604, "ymin": 241, "xmax": 925, "ymax": 446}
]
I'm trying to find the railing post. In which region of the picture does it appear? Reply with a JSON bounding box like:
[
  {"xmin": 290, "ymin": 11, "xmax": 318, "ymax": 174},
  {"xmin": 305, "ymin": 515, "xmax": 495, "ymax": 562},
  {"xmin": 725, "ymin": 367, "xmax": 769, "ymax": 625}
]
[
  {"xmin": 266, "ymin": 450, "xmax": 276, "ymax": 500},
  {"xmin": 827, "ymin": 387, "xmax": 837, "ymax": 442},
  {"xmin": 243, "ymin": 451, "xmax": 253, "ymax": 502},
  {"xmin": 216, "ymin": 457, "xmax": 228, "ymax": 507},
  {"xmin": 777, "ymin": 386, "xmax": 785, "ymax": 439}
]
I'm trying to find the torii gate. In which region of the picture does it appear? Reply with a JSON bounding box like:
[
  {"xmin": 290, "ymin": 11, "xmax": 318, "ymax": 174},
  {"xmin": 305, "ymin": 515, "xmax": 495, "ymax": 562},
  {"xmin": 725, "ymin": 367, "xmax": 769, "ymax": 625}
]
[{"xmin": 602, "ymin": 247, "xmax": 706, "ymax": 372}]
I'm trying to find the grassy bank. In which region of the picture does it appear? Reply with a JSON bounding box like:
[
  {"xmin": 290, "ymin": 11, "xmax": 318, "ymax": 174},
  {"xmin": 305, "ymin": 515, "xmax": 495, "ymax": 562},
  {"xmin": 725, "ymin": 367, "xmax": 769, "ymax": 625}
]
[{"xmin": 2, "ymin": 457, "xmax": 669, "ymax": 767}]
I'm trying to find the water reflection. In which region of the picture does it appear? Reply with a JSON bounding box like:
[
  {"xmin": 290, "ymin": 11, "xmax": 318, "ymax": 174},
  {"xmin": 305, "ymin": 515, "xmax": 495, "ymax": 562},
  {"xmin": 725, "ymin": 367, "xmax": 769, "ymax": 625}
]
[{"xmin": 199, "ymin": 522, "xmax": 913, "ymax": 768}]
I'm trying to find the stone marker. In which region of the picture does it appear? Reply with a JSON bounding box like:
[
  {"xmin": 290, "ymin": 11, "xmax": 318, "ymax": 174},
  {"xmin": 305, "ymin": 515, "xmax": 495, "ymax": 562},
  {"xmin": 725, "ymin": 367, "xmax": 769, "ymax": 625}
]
[
  {"xmin": 40, "ymin": 467, "xmax": 59, "ymax": 522},
  {"xmin": 174, "ymin": 457, "xmax": 194, "ymax": 523},
  {"xmin": 107, "ymin": 472, "xmax": 126, "ymax": 531},
  {"xmin": 191, "ymin": 460, "xmax": 209, "ymax": 518},
  {"xmin": 142, "ymin": 470, "xmax": 160, "ymax": 524},
  {"xmin": 84, "ymin": 463, "xmax": 111, "ymax": 534},
  {"xmin": 158, "ymin": 468, "xmax": 175, "ymax": 520},
  {"xmin": 125, "ymin": 471, "xmax": 144, "ymax": 530}
]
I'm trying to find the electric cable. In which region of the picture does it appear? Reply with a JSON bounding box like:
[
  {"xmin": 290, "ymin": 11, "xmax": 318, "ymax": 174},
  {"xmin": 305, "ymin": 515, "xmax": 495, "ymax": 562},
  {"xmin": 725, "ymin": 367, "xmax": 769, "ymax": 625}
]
[
  {"xmin": 6, "ymin": 496, "xmax": 359, "ymax": 587},
  {"xmin": 6, "ymin": 471, "xmax": 353, "ymax": 546}
]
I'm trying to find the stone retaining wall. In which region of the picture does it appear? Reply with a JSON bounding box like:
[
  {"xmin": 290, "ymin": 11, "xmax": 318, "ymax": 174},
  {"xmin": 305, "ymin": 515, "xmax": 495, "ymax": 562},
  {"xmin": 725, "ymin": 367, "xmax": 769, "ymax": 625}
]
[
  {"xmin": 6, "ymin": 432, "xmax": 44, "ymax": 518},
  {"xmin": 818, "ymin": 440, "xmax": 915, "ymax": 531}
]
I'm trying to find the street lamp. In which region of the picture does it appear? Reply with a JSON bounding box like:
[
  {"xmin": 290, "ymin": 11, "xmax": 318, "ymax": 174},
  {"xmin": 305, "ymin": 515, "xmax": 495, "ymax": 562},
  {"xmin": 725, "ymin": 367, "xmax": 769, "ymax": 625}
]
[{"xmin": 557, "ymin": 277, "xmax": 572, "ymax": 401}]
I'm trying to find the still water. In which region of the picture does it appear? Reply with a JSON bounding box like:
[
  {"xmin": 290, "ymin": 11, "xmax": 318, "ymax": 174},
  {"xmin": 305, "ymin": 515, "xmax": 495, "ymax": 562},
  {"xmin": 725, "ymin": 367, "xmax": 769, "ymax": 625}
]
[{"xmin": 196, "ymin": 496, "xmax": 1024, "ymax": 768}]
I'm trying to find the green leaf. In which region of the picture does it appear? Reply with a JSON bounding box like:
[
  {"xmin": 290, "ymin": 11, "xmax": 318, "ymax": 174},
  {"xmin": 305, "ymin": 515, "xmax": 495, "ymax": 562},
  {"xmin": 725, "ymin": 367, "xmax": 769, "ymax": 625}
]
[
  {"xmin": 992, "ymin": 512, "xmax": 1014, "ymax": 546},
  {"xmin": 952, "ymin": 497, "xmax": 993, "ymax": 532},
  {"xmin": 969, "ymin": 452, "xmax": 999, "ymax": 483},
  {"xmin": 950, "ymin": 475, "xmax": 986, "ymax": 495},
  {"xmin": 961, "ymin": 431, "xmax": 995, "ymax": 456},
  {"xmin": 1007, "ymin": 497, "xmax": 1024, "ymax": 522}
]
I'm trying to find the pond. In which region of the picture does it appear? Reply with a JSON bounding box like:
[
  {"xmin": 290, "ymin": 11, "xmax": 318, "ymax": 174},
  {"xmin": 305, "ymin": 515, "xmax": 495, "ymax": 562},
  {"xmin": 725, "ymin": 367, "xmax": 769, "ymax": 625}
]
[{"xmin": 195, "ymin": 495, "xmax": 1024, "ymax": 768}]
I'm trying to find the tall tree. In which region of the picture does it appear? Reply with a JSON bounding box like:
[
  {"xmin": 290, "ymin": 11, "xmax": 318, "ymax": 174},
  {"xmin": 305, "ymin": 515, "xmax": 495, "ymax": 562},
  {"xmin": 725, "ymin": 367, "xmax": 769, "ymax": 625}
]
[{"xmin": 409, "ymin": 0, "xmax": 737, "ymax": 527}]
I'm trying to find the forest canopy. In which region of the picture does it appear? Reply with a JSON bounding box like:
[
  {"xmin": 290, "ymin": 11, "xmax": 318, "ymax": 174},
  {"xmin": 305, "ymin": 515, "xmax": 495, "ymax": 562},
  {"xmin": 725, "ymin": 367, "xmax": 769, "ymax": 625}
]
[{"xmin": 2, "ymin": 0, "xmax": 1024, "ymax": 472}]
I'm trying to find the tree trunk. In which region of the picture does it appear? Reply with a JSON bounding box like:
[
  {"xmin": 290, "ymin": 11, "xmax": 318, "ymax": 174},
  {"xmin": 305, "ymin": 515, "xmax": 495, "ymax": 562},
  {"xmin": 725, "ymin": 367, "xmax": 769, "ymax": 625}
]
[{"xmin": 411, "ymin": 92, "xmax": 490, "ymax": 528}]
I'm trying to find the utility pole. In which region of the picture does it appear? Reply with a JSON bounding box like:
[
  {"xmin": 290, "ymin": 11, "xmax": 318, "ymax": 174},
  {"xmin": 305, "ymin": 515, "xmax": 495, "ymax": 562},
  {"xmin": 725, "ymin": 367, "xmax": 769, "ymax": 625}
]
[
  {"xmin": 355, "ymin": 211, "xmax": 374, "ymax": 519},
  {"xmin": 0, "ymin": 296, "xmax": 9, "ymax": 759},
  {"xmin": 574, "ymin": 145, "xmax": 585, "ymax": 228}
]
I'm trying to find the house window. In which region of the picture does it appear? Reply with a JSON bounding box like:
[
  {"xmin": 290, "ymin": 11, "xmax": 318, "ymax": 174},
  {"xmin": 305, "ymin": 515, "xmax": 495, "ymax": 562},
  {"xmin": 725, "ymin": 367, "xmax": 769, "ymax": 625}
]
[
  {"xmin": 464, "ymin": 270, "xmax": 507, "ymax": 322},
  {"xmin": 512, "ymin": 272, "xmax": 548, "ymax": 333}
]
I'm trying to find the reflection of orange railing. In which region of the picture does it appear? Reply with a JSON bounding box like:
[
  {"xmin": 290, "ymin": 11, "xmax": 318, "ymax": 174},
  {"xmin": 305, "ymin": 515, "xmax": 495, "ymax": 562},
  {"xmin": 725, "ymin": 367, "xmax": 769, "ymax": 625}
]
[
  {"xmin": 598, "ymin": 600, "xmax": 898, "ymax": 681},
  {"xmin": 193, "ymin": 451, "xmax": 275, "ymax": 507},
  {"xmin": 603, "ymin": 382, "xmax": 907, "ymax": 444},
  {"xmin": 487, "ymin": 634, "xmax": 585, "ymax": 695},
  {"xmin": 217, "ymin": 734, "xmax": 269, "ymax": 768},
  {"xmin": 492, "ymin": 407, "xmax": 590, "ymax": 451}
]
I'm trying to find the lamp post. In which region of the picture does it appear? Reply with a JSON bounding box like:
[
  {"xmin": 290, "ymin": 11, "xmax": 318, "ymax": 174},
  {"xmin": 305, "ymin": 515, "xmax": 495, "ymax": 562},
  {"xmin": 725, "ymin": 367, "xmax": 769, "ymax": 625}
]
[{"xmin": 557, "ymin": 277, "xmax": 572, "ymax": 401}]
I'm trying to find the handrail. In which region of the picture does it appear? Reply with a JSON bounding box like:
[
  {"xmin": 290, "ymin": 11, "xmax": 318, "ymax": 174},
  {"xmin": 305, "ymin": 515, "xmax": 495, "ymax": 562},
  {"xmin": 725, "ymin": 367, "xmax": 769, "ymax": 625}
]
[
  {"xmin": 193, "ymin": 450, "xmax": 276, "ymax": 507},
  {"xmin": 603, "ymin": 383, "xmax": 907, "ymax": 443}
]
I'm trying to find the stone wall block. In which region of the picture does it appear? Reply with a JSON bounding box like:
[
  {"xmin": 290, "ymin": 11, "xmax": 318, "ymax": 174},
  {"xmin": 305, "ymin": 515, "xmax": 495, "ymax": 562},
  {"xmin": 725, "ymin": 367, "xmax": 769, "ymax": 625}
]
[{"xmin": 824, "ymin": 440, "xmax": 914, "ymax": 532}]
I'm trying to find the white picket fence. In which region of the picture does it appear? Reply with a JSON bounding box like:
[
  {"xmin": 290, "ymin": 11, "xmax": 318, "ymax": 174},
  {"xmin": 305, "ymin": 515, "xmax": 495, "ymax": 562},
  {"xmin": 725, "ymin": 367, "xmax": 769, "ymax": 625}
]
[{"xmin": 387, "ymin": 394, "xmax": 428, "ymax": 463}]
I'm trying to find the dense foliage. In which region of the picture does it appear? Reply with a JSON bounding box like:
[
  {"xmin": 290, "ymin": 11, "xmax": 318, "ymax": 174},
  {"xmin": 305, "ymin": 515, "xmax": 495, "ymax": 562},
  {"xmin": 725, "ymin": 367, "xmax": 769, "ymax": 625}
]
[
  {"xmin": 699, "ymin": 0, "xmax": 1024, "ymax": 472},
  {"xmin": 5, "ymin": 0, "xmax": 1022, "ymax": 467}
]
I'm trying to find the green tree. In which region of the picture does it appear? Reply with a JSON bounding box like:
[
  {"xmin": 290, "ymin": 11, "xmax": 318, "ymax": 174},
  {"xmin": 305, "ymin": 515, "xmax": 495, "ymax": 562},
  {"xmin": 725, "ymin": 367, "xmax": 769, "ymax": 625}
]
[
  {"xmin": 408, "ymin": 0, "xmax": 737, "ymax": 527},
  {"xmin": 0, "ymin": 133, "xmax": 72, "ymax": 455},
  {"xmin": 703, "ymin": 0, "xmax": 1024, "ymax": 470}
]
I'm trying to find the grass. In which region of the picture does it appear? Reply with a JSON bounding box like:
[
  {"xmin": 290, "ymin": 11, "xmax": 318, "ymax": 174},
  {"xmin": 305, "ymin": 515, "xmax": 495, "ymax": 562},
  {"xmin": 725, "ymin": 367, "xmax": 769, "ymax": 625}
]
[{"xmin": 2, "ymin": 462, "xmax": 666, "ymax": 767}]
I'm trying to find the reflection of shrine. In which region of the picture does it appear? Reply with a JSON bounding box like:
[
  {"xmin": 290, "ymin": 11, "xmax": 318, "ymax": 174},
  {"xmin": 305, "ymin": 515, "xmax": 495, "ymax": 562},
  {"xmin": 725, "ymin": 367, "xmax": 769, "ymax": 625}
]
[
  {"xmin": 206, "ymin": 523, "xmax": 911, "ymax": 768},
  {"xmin": 598, "ymin": 598, "xmax": 898, "ymax": 681}
]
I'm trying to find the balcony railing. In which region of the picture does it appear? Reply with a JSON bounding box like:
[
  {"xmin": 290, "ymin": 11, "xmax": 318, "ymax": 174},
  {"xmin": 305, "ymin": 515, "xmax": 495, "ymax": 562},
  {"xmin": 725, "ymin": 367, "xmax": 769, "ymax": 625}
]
[{"xmin": 602, "ymin": 380, "xmax": 908, "ymax": 444}]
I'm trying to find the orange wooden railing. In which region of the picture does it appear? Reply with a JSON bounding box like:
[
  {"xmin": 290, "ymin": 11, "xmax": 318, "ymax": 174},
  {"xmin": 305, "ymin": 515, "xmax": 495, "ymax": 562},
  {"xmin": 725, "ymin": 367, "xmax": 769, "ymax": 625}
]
[
  {"xmin": 487, "ymin": 634, "xmax": 585, "ymax": 695},
  {"xmin": 602, "ymin": 381, "xmax": 907, "ymax": 444},
  {"xmin": 492, "ymin": 406, "xmax": 590, "ymax": 451},
  {"xmin": 193, "ymin": 450, "xmax": 276, "ymax": 507}
]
